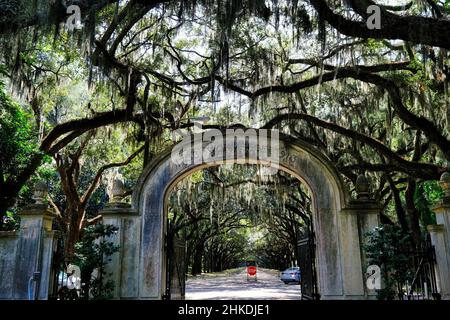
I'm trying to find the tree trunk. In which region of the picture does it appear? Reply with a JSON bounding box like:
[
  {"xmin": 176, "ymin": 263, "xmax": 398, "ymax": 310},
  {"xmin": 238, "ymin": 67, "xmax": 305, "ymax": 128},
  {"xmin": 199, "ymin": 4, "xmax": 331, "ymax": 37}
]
[
  {"xmin": 64, "ymin": 208, "xmax": 84, "ymax": 261},
  {"xmin": 191, "ymin": 242, "xmax": 204, "ymax": 276},
  {"xmin": 406, "ymin": 179, "xmax": 422, "ymax": 246},
  {"xmin": 387, "ymin": 176, "xmax": 409, "ymax": 233}
]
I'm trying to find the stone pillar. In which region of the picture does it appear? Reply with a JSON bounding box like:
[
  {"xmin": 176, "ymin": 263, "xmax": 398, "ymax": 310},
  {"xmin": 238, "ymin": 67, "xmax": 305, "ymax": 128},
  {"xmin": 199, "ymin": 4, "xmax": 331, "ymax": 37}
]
[
  {"xmin": 101, "ymin": 178, "xmax": 140, "ymax": 299},
  {"xmin": 14, "ymin": 181, "xmax": 57, "ymax": 300},
  {"xmin": 427, "ymin": 224, "xmax": 450, "ymax": 299},
  {"xmin": 0, "ymin": 231, "xmax": 20, "ymax": 299},
  {"xmin": 429, "ymin": 172, "xmax": 450, "ymax": 299},
  {"xmin": 342, "ymin": 175, "xmax": 381, "ymax": 299}
]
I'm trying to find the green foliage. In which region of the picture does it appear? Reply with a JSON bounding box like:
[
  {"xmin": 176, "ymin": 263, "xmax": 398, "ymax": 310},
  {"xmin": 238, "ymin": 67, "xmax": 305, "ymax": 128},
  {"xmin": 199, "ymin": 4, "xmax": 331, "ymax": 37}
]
[
  {"xmin": 253, "ymin": 231, "xmax": 294, "ymax": 270},
  {"xmin": 445, "ymin": 0, "xmax": 450, "ymax": 10},
  {"xmin": 415, "ymin": 181, "xmax": 442, "ymax": 228},
  {"xmin": 0, "ymin": 81, "xmax": 38, "ymax": 179},
  {"xmin": 74, "ymin": 224, "xmax": 120, "ymax": 300},
  {"xmin": 364, "ymin": 225, "xmax": 414, "ymax": 300},
  {"xmin": 2, "ymin": 211, "xmax": 19, "ymax": 230},
  {"xmin": 0, "ymin": 80, "xmax": 39, "ymax": 229}
]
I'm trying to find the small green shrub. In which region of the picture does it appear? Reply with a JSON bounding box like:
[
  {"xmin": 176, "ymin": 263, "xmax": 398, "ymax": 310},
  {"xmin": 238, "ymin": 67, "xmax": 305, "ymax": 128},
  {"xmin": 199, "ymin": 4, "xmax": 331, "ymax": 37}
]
[
  {"xmin": 364, "ymin": 225, "xmax": 414, "ymax": 300},
  {"xmin": 74, "ymin": 224, "xmax": 119, "ymax": 299}
]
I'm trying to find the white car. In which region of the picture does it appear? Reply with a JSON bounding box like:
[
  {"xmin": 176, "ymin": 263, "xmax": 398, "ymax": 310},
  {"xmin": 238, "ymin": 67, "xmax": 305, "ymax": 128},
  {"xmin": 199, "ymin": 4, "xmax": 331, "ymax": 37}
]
[{"xmin": 280, "ymin": 267, "xmax": 301, "ymax": 284}]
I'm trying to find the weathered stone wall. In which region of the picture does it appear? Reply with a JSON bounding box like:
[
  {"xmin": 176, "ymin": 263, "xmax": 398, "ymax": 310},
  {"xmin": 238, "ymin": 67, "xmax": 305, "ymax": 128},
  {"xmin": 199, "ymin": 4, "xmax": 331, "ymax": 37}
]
[
  {"xmin": 101, "ymin": 202, "xmax": 141, "ymax": 299},
  {"xmin": 0, "ymin": 203, "xmax": 56, "ymax": 300},
  {"xmin": 0, "ymin": 232, "xmax": 20, "ymax": 299}
]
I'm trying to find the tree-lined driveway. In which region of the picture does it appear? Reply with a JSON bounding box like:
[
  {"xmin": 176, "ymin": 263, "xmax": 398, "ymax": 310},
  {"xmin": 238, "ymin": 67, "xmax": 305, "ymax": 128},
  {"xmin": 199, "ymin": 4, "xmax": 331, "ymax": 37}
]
[{"xmin": 186, "ymin": 268, "xmax": 301, "ymax": 300}]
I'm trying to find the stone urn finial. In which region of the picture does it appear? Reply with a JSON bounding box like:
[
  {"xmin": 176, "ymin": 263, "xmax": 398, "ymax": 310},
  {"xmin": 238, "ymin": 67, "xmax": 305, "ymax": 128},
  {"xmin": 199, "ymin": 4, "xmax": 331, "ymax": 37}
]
[
  {"xmin": 110, "ymin": 177, "xmax": 126, "ymax": 203},
  {"xmin": 355, "ymin": 174, "xmax": 370, "ymax": 199},
  {"xmin": 440, "ymin": 172, "xmax": 450, "ymax": 198},
  {"xmin": 32, "ymin": 180, "xmax": 48, "ymax": 205}
]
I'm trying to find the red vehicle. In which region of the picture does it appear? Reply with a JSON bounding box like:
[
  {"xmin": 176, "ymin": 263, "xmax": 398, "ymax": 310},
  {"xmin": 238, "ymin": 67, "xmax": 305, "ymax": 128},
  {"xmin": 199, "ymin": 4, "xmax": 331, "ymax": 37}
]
[{"xmin": 246, "ymin": 260, "xmax": 257, "ymax": 281}]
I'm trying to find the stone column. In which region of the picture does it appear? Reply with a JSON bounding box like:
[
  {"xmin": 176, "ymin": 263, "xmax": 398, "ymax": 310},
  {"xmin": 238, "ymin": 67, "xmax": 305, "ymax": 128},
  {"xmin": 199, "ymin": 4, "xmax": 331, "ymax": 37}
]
[
  {"xmin": 427, "ymin": 224, "xmax": 450, "ymax": 299},
  {"xmin": 14, "ymin": 181, "xmax": 57, "ymax": 300},
  {"xmin": 342, "ymin": 175, "xmax": 381, "ymax": 299},
  {"xmin": 101, "ymin": 178, "xmax": 140, "ymax": 299},
  {"xmin": 429, "ymin": 172, "xmax": 450, "ymax": 299}
]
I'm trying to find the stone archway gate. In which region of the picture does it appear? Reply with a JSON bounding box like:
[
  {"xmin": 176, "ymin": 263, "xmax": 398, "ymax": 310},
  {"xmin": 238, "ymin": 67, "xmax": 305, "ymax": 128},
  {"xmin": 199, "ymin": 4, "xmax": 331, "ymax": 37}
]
[{"xmin": 101, "ymin": 129, "xmax": 381, "ymax": 300}]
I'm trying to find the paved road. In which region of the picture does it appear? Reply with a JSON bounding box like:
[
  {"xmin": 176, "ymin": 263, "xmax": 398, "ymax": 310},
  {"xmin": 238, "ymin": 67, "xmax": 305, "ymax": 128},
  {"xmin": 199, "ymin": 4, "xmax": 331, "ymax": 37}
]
[{"xmin": 186, "ymin": 268, "xmax": 301, "ymax": 300}]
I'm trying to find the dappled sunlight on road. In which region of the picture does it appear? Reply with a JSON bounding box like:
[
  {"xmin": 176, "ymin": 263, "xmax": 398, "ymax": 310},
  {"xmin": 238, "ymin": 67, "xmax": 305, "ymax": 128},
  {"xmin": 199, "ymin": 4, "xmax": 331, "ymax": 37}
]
[{"xmin": 186, "ymin": 268, "xmax": 301, "ymax": 300}]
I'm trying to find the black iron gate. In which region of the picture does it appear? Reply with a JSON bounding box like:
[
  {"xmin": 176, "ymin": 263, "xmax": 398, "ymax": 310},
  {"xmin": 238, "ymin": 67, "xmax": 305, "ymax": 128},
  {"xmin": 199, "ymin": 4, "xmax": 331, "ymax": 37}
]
[
  {"xmin": 164, "ymin": 234, "xmax": 186, "ymax": 300},
  {"xmin": 49, "ymin": 235, "xmax": 84, "ymax": 300},
  {"xmin": 297, "ymin": 231, "xmax": 319, "ymax": 300},
  {"xmin": 398, "ymin": 234, "xmax": 440, "ymax": 300}
]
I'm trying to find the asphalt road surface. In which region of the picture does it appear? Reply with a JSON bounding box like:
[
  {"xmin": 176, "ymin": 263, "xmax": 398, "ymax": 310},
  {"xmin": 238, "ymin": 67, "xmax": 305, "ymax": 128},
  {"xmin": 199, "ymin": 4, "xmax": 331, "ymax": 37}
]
[{"xmin": 185, "ymin": 268, "xmax": 301, "ymax": 300}]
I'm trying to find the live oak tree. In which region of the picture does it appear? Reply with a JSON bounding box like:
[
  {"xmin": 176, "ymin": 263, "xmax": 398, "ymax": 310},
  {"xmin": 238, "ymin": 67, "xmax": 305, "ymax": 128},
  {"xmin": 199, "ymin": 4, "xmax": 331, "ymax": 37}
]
[
  {"xmin": 49, "ymin": 130, "xmax": 144, "ymax": 257},
  {"xmin": 168, "ymin": 165, "xmax": 313, "ymax": 273}
]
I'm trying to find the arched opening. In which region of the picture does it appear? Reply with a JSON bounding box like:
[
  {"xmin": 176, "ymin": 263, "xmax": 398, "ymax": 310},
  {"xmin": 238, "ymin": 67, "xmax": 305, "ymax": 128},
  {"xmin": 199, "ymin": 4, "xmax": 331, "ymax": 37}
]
[
  {"xmin": 163, "ymin": 163, "xmax": 319, "ymax": 300},
  {"xmin": 133, "ymin": 131, "xmax": 369, "ymax": 299}
]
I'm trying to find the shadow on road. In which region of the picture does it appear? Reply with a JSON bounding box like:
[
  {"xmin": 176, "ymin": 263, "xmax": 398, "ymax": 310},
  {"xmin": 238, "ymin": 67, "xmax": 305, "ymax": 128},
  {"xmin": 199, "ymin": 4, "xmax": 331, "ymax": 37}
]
[{"xmin": 185, "ymin": 268, "xmax": 301, "ymax": 300}]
